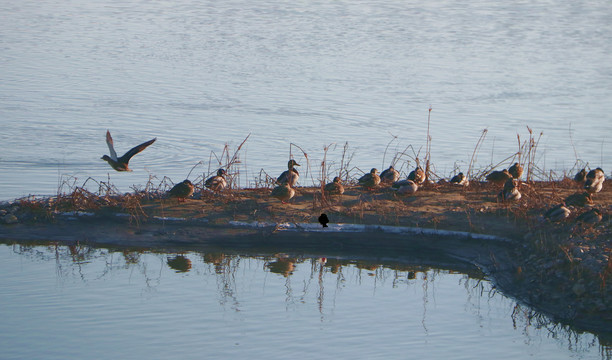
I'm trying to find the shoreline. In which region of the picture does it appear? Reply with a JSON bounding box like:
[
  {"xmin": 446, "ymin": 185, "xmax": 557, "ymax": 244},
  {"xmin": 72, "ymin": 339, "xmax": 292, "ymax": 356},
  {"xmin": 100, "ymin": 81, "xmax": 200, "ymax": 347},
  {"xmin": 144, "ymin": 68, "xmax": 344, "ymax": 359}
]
[{"xmin": 1, "ymin": 181, "xmax": 611, "ymax": 336}]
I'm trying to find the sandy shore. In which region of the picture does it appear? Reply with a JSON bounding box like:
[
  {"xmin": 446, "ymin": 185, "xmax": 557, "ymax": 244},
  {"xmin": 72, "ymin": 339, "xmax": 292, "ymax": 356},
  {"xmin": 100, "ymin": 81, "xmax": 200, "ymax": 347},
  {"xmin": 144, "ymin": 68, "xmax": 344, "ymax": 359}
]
[{"xmin": 1, "ymin": 180, "xmax": 611, "ymax": 335}]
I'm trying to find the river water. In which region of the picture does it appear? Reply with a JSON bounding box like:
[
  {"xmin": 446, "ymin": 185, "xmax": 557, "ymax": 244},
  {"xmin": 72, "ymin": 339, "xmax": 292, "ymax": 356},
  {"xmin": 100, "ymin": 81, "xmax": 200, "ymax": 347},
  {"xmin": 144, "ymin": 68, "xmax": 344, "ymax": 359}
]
[
  {"xmin": 0, "ymin": 243, "xmax": 609, "ymax": 359},
  {"xmin": 1, "ymin": 0, "xmax": 611, "ymax": 200}
]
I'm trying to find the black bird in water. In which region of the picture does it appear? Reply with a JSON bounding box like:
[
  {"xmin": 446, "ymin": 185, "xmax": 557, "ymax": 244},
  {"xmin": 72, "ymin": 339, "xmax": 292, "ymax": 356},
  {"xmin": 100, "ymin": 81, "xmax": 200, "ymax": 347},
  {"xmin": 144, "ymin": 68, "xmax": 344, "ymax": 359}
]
[{"xmin": 318, "ymin": 213, "xmax": 329, "ymax": 228}]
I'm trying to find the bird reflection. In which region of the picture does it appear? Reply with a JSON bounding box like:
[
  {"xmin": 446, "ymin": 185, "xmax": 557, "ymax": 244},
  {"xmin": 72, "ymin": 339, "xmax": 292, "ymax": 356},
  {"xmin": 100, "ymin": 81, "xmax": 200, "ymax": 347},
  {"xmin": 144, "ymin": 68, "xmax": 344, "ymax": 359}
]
[
  {"xmin": 267, "ymin": 257, "xmax": 296, "ymax": 277},
  {"xmin": 167, "ymin": 255, "xmax": 192, "ymax": 273}
]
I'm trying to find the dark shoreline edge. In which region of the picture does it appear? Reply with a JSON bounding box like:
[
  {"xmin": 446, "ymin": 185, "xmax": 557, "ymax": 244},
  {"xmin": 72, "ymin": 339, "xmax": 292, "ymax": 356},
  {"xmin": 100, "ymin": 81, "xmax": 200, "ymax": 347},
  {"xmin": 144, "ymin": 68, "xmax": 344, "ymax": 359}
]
[{"xmin": 1, "ymin": 216, "xmax": 610, "ymax": 340}]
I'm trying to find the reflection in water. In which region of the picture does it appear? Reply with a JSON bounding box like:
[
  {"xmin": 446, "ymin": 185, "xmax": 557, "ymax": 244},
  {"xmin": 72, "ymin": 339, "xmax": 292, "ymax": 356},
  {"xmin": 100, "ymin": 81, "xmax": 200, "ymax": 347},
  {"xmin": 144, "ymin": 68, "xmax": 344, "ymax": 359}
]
[
  {"xmin": 166, "ymin": 255, "xmax": 192, "ymax": 273},
  {"xmin": 2, "ymin": 243, "xmax": 610, "ymax": 359}
]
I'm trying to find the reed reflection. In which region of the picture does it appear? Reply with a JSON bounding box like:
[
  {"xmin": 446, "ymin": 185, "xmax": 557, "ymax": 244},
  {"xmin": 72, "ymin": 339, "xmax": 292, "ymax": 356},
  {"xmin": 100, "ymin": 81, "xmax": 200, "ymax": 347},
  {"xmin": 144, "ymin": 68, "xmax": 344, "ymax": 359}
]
[{"xmin": 4, "ymin": 242, "xmax": 609, "ymax": 358}]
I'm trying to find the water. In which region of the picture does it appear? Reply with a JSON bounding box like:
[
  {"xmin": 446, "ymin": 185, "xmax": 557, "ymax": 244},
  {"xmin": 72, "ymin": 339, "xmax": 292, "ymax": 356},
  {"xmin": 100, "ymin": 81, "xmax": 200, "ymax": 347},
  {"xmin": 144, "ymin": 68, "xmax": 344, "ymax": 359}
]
[
  {"xmin": 1, "ymin": 0, "xmax": 611, "ymax": 200},
  {"xmin": 0, "ymin": 243, "xmax": 608, "ymax": 359}
]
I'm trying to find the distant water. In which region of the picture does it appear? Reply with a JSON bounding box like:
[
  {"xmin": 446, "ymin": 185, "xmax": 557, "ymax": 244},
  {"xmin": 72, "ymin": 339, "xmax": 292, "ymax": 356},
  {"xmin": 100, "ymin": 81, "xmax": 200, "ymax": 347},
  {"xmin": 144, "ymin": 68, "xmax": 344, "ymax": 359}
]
[
  {"xmin": 1, "ymin": 0, "xmax": 611, "ymax": 200},
  {"xmin": 0, "ymin": 243, "xmax": 609, "ymax": 360}
]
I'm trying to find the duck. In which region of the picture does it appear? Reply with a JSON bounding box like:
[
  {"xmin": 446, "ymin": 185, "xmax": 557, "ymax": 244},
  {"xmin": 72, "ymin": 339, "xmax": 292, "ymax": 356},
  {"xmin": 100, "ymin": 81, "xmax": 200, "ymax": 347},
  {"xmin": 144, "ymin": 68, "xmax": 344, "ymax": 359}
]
[
  {"xmin": 486, "ymin": 169, "xmax": 513, "ymax": 185},
  {"xmin": 324, "ymin": 176, "xmax": 345, "ymax": 195},
  {"xmin": 574, "ymin": 168, "xmax": 587, "ymax": 185},
  {"xmin": 407, "ymin": 166, "xmax": 426, "ymax": 184},
  {"xmin": 205, "ymin": 169, "xmax": 227, "ymax": 192},
  {"xmin": 576, "ymin": 208, "xmax": 602, "ymax": 224},
  {"xmin": 271, "ymin": 183, "xmax": 296, "ymax": 203},
  {"xmin": 499, "ymin": 179, "xmax": 521, "ymax": 201},
  {"xmin": 101, "ymin": 130, "xmax": 156, "ymax": 171},
  {"xmin": 584, "ymin": 168, "xmax": 605, "ymax": 193},
  {"xmin": 544, "ymin": 204, "xmax": 571, "ymax": 222},
  {"xmin": 392, "ymin": 179, "xmax": 418, "ymax": 195},
  {"xmin": 564, "ymin": 192, "xmax": 593, "ymax": 207},
  {"xmin": 277, "ymin": 159, "xmax": 300, "ymax": 187},
  {"xmin": 379, "ymin": 165, "xmax": 400, "ymax": 185},
  {"xmin": 358, "ymin": 168, "xmax": 381, "ymax": 189},
  {"xmin": 167, "ymin": 180, "xmax": 194, "ymax": 202},
  {"xmin": 508, "ymin": 162, "xmax": 523, "ymax": 179},
  {"xmin": 450, "ymin": 172, "xmax": 467, "ymax": 186}
]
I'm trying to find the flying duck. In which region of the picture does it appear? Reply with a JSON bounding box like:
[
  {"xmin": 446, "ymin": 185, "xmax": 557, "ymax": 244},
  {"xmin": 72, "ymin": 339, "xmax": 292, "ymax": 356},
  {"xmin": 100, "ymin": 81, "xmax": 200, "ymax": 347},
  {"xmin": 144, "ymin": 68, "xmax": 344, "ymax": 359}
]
[{"xmin": 101, "ymin": 130, "xmax": 156, "ymax": 171}]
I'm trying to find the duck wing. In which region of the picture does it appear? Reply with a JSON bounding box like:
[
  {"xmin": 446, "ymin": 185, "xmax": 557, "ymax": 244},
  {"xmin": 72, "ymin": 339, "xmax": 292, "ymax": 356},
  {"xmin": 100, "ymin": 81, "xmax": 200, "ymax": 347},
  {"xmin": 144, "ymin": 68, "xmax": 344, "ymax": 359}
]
[
  {"xmin": 118, "ymin": 138, "xmax": 156, "ymax": 163},
  {"xmin": 105, "ymin": 130, "xmax": 119, "ymax": 161}
]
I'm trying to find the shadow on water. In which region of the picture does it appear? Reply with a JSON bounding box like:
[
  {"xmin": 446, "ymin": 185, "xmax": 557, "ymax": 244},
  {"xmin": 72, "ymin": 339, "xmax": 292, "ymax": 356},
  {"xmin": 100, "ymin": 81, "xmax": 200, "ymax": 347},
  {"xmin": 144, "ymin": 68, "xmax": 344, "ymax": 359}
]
[{"xmin": 2, "ymin": 240, "xmax": 611, "ymax": 359}]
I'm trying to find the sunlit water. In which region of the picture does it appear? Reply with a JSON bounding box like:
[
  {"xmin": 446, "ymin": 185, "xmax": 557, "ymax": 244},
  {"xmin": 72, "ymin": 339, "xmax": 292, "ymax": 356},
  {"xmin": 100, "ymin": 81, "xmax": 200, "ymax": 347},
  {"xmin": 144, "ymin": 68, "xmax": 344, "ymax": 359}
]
[
  {"xmin": 0, "ymin": 243, "xmax": 609, "ymax": 359},
  {"xmin": 1, "ymin": 0, "xmax": 611, "ymax": 200}
]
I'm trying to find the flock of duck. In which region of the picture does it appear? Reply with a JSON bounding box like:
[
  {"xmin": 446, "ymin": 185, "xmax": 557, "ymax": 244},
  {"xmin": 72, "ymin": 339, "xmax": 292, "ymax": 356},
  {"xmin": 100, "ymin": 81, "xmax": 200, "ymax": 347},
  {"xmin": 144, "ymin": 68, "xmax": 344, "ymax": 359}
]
[{"xmin": 100, "ymin": 130, "xmax": 606, "ymax": 224}]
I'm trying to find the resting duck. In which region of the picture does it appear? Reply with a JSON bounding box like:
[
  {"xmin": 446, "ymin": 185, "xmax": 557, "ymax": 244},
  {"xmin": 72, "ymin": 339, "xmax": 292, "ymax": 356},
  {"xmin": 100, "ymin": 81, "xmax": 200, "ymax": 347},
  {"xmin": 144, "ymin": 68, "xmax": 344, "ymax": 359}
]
[
  {"xmin": 358, "ymin": 168, "xmax": 381, "ymax": 189},
  {"xmin": 167, "ymin": 180, "xmax": 194, "ymax": 202},
  {"xmin": 584, "ymin": 168, "xmax": 605, "ymax": 193},
  {"xmin": 564, "ymin": 192, "xmax": 593, "ymax": 207},
  {"xmin": 486, "ymin": 169, "xmax": 512, "ymax": 185},
  {"xmin": 544, "ymin": 204, "xmax": 571, "ymax": 222},
  {"xmin": 574, "ymin": 168, "xmax": 587, "ymax": 185},
  {"xmin": 277, "ymin": 159, "xmax": 300, "ymax": 187},
  {"xmin": 205, "ymin": 169, "xmax": 227, "ymax": 192},
  {"xmin": 576, "ymin": 208, "xmax": 602, "ymax": 224},
  {"xmin": 324, "ymin": 176, "xmax": 345, "ymax": 195},
  {"xmin": 101, "ymin": 130, "xmax": 156, "ymax": 171},
  {"xmin": 450, "ymin": 172, "xmax": 467, "ymax": 186},
  {"xmin": 392, "ymin": 179, "xmax": 418, "ymax": 195},
  {"xmin": 380, "ymin": 165, "xmax": 400, "ymax": 185},
  {"xmin": 271, "ymin": 183, "xmax": 296, "ymax": 203},
  {"xmin": 407, "ymin": 166, "xmax": 426, "ymax": 184},
  {"xmin": 508, "ymin": 162, "xmax": 523, "ymax": 179},
  {"xmin": 499, "ymin": 179, "xmax": 521, "ymax": 201}
]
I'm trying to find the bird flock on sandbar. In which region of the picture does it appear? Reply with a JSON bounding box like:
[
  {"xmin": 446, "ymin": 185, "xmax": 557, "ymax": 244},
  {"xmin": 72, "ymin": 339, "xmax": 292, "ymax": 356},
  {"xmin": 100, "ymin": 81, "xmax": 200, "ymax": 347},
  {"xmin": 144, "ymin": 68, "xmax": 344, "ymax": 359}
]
[{"xmin": 101, "ymin": 131, "xmax": 607, "ymax": 226}]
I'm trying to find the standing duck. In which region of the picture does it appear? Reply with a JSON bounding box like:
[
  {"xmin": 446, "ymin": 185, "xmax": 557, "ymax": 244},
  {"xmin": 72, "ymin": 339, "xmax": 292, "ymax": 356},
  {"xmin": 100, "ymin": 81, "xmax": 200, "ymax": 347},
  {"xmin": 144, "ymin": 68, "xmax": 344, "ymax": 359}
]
[
  {"xmin": 277, "ymin": 159, "xmax": 300, "ymax": 188},
  {"xmin": 324, "ymin": 176, "xmax": 345, "ymax": 195},
  {"xmin": 167, "ymin": 180, "xmax": 194, "ymax": 202},
  {"xmin": 584, "ymin": 168, "xmax": 605, "ymax": 193},
  {"xmin": 486, "ymin": 169, "xmax": 513, "ymax": 185},
  {"xmin": 101, "ymin": 130, "xmax": 156, "ymax": 171},
  {"xmin": 407, "ymin": 166, "xmax": 426, "ymax": 184},
  {"xmin": 205, "ymin": 169, "xmax": 227, "ymax": 192},
  {"xmin": 380, "ymin": 165, "xmax": 400, "ymax": 185},
  {"xmin": 358, "ymin": 168, "xmax": 381, "ymax": 189},
  {"xmin": 271, "ymin": 183, "xmax": 296, "ymax": 203},
  {"xmin": 508, "ymin": 162, "xmax": 523, "ymax": 179}
]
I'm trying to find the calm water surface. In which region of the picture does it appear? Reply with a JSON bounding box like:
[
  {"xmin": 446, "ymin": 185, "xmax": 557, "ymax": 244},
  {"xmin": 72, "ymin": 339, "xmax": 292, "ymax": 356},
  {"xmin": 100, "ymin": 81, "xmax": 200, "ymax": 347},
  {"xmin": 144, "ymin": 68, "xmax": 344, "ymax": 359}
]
[
  {"xmin": 0, "ymin": 243, "xmax": 609, "ymax": 359},
  {"xmin": 1, "ymin": 0, "xmax": 612, "ymax": 200}
]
